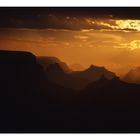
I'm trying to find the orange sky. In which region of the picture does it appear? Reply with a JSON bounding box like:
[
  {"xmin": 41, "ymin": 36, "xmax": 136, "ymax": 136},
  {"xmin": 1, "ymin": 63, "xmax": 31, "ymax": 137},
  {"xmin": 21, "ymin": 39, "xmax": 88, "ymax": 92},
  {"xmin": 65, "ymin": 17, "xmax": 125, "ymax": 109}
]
[{"xmin": 1, "ymin": 17, "xmax": 140, "ymax": 76}]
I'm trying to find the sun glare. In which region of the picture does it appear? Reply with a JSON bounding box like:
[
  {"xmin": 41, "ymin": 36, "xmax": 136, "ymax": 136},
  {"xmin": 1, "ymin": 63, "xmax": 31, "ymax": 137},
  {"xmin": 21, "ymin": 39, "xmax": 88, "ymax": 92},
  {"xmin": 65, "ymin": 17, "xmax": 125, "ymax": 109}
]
[{"xmin": 116, "ymin": 20, "xmax": 140, "ymax": 31}]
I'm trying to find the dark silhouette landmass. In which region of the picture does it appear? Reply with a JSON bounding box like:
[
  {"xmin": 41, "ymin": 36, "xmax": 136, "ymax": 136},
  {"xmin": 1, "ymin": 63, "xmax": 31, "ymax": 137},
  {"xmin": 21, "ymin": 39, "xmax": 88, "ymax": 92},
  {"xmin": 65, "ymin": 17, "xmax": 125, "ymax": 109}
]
[
  {"xmin": 37, "ymin": 56, "xmax": 72, "ymax": 73},
  {"xmin": 45, "ymin": 63, "xmax": 88, "ymax": 90},
  {"xmin": 70, "ymin": 64, "xmax": 116, "ymax": 82},
  {"xmin": 123, "ymin": 67, "xmax": 140, "ymax": 84},
  {"xmin": 45, "ymin": 64, "xmax": 116, "ymax": 90},
  {"xmin": 1, "ymin": 50, "xmax": 140, "ymax": 133}
]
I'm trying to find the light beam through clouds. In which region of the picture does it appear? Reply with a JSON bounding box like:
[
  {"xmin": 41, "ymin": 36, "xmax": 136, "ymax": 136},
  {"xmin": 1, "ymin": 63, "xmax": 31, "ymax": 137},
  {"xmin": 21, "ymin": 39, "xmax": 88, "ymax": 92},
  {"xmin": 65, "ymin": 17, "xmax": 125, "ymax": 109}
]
[{"xmin": 1, "ymin": 10, "xmax": 140, "ymax": 76}]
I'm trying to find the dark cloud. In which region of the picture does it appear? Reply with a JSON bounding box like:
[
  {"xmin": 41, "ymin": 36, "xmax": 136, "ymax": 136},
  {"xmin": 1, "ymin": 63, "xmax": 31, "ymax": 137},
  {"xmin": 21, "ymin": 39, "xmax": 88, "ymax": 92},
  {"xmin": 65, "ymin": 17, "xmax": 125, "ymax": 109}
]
[{"xmin": 0, "ymin": 7, "xmax": 140, "ymax": 29}]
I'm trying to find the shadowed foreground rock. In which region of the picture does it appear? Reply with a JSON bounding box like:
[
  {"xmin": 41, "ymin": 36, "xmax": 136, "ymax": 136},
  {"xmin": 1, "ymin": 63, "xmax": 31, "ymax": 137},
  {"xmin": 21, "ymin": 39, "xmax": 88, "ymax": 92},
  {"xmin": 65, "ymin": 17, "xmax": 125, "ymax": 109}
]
[{"xmin": 1, "ymin": 51, "xmax": 140, "ymax": 133}]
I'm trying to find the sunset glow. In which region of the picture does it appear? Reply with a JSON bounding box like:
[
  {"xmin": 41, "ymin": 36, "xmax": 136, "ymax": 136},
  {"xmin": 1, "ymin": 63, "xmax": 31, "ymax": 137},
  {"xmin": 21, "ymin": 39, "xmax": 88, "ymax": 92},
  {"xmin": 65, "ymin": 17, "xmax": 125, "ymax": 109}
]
[
  {"xmin": 116, "ymin": 20, "xmax": 140, "ymax": 31},
  {"xmin": 1, "ymin": 8, "xmax": 140, "ymax": 76}
]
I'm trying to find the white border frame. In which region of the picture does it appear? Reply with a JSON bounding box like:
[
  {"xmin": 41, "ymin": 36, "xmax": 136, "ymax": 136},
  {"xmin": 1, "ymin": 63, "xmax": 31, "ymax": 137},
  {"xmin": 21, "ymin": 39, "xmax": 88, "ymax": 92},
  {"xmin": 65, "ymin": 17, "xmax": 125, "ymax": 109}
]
[{"xmin": 0, "ymin": 1, "xmax": 140, "ymax": 140}]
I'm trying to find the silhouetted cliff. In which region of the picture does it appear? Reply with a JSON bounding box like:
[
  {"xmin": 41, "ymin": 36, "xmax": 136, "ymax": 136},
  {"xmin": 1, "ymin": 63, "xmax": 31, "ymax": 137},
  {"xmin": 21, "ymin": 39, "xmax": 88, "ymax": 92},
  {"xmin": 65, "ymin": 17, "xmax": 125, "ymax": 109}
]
[
  {"xmin": 0, "ymin": 51, "xmax": 75, "ymax": 132},
  {"xmin": 1, "ymin": 51, "xmax": 140, "ymax": 133},
  {"xmin": 45, "ymin": 64, "xmax": 116, "ymax": 90},
  {"xmin": 123, "ymin": 67, "xmax": 140, "ymax": 84},
  {"xmin": 37, "ymin": 56, "xmax": 72, "ymax": 73},
  {"xmin": 71, "ymin": 65, "xmax": 116, "ymax": 82}
]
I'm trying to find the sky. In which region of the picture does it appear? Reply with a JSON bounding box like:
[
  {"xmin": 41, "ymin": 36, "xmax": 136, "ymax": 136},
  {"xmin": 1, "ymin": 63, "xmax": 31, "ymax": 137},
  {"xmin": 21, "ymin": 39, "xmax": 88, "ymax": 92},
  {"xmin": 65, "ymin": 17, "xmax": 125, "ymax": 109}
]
[{"xmin": 1, "ymin": 8, "xmax": 140, "ymax": 75}]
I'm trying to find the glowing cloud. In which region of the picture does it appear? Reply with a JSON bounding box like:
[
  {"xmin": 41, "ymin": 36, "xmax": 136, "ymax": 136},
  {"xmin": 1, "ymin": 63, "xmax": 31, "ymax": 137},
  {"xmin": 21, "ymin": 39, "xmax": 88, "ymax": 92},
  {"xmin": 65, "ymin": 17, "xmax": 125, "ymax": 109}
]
[
  {"xmin": 115, "ymin": 20, "xmax": 140, "ymax": 31},
  {"xmin": 84, "ymin": 18, "xmax": 140, "ymax": 31},
  {"xmin": 115, "ymin": 40, "xmax": 140, "ymax": 50},
  {"xmin": 38, "ymin": 14, "xmax": 140, "ymax": 31},
  {"xmin": 74, "ymin": 35, "xmax": 89, "ymax": 39}
]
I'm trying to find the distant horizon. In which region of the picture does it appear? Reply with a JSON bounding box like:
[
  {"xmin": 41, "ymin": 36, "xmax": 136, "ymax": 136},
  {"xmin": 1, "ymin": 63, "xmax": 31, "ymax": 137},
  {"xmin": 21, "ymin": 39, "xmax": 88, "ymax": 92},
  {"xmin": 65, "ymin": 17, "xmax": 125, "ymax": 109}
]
[
  {"xmin": 1, "ymin": 8, "xmax": 140, "ymax": 76},
  {"xmin": 0, "ymin": 49, "xmax": 138, "ymax": 77}
]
